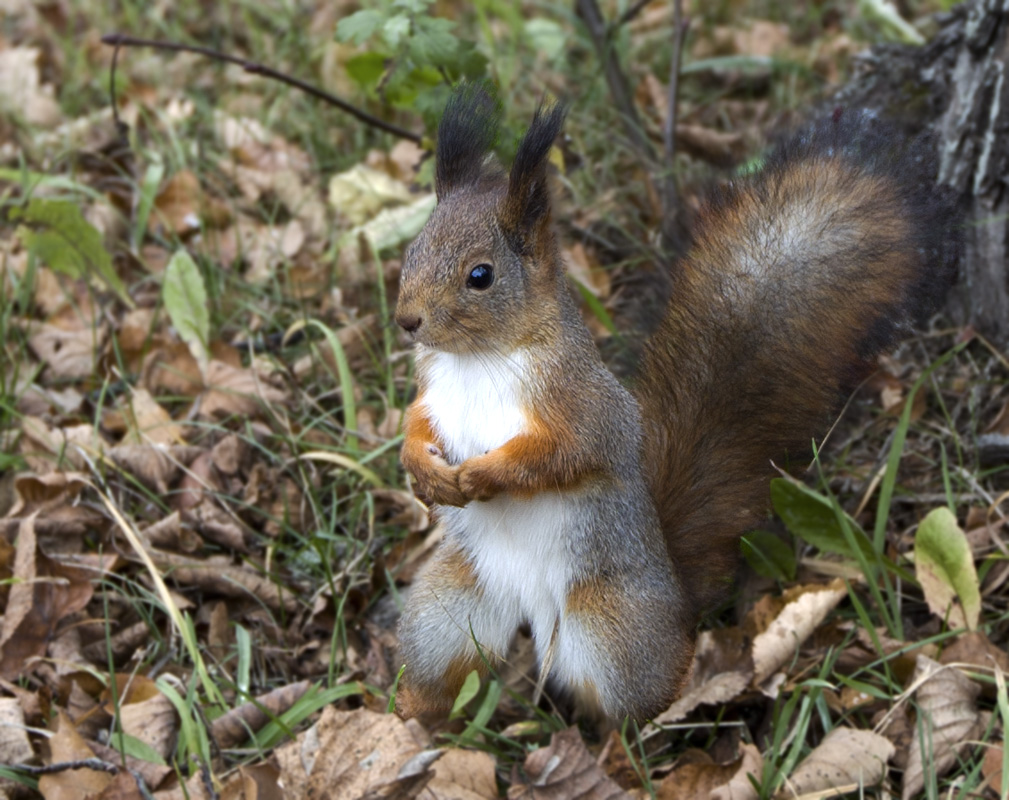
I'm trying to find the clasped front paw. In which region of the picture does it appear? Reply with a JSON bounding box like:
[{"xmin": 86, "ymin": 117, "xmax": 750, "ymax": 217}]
[
  {"xmin": 458, "ymin": 457, "xmax": 502, "ymax": 502},
  {"xmin": 409, "ymin": 446, "xmax": 468, "ymax": 508}
]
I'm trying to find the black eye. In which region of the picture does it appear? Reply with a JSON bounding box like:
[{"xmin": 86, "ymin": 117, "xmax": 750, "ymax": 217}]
[{"xmin": 466, "ymin": 263, "xmax": 494, "ymax": 290}]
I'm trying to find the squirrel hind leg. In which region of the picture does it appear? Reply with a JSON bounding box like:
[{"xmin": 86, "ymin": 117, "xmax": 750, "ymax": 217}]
[
  {"xmin": 551, "ymin": 574, "xmax": 695, "ymax": 721},
  {"xmin": 395, "ymin": 541, "xmax": 518, "ymax": 718}
]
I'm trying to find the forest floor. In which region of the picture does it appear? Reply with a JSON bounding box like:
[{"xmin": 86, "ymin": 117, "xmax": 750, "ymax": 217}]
[{"xmin": 0, "ymin": 1, "xmax": 1007, "ymax": 799}]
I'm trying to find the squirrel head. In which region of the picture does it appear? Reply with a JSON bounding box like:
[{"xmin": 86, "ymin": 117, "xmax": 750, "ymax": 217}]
[{"xmin": 396, "ymin": 85, "xmax": 567, "ymax": 353}]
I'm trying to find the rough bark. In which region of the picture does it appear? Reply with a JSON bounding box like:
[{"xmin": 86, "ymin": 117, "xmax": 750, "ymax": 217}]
[{"xmin": 833, "ymin": 0, "xmax": 1009, "ymax": 344}]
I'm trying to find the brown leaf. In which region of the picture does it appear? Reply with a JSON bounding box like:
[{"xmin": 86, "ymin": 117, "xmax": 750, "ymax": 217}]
[
  {"xmin": 981, "ymin": 741, "xmax": 1006, "ymax": 796},
  {"xmin": 0, "ymin": 517, "xmax": 94, "ymax": 679},
  {"xmin": 39, "ymin": 710, "xmax": 110, "ymax": 800},
  {"xmin": 150, "ymin": 170, "xmax": 230, "ymax": 236},
  {"xmin": 652, "ymin": 669, "xmax": 752, "ymax": 726},
  {"xmin": 120, "ymin": 388, "xmax": 183, "ymax": 446},
  {"xmin": 28, "ymin": 321, "xmax": 108, "ymax": 380},
  {"xmin": 211, "ymin": 680, "xmax": 312, "ymax": 749},
  {"xmin": 752, "ymin": 580, "xmax": 847, "ymax": 685},
  {"xmin": 151, "ymin": 552, "xmax": 298, "ymax": 612},
  {"xmin": 200, "ymin": 359, "xmax": 288, "ymax": 420},
  {"xmin": 94, "ymin": 771, "xmax": 145, "ymax": 800},
  {"xmin": 0, "ymin": 697, "xmax": 34, "ymax": 766},
  {"xmin": 508, "ymin": 726, "xmax": 630, "ymax": 800},
  {"xmin": 657, "ymin": 743, "xmax": 762, "ymax": 800},
  {"xmin": 8, "ymin": 472, "xmax": 88, "ymax": 518},
  {"xmin": 780, "ymin": 728, "xmax": 894, "ymax": 798},
  {"xmin": 902, "ymin": 656, "xmax": 983, "ymax": 800},
  {"xmin": 427, "ymin": 747, "xmax": 498, "ymax": 800},
  {"xmin": 274, "ymin": 706, "xmax": 434, "ymax": 800}
]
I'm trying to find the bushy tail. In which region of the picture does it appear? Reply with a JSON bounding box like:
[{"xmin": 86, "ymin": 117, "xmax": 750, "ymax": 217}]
[{"xmin": 636, "ymin": 111, "xmax": 962, "ymax": 618}]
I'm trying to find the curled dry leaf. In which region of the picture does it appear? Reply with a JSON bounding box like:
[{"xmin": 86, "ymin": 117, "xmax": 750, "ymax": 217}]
[
  {"xmin": 901, "ymin": 655, "xmax": 983, "ymax": 800},
  {"xmin": 651, "ymin": 670, "xmax": 752, "ymax": 727},
  {"xmin": 981, "ymin": 740, "xmax": 1006, "ymax": 796},
  {"xmin": 151, "ymin": 552, "xmax": 299, "ymax": 614},
  {"xmin": 211, "ymin": 680, "xmax": 312, "ymax": 749},
  {"xmin": 659, "ymin": 743, "xmax": 763, "ymax": 800},
  {"xmin": 779, "ymin": 728, "xmax": 894, "ymax": 799},
  {"xmin": 507, "ymin": 726, "xmax": 631, "ymax": 800},
  {"xmin": 752, "ymin": 579, "xmax": 847, "ymax": 685},
  {"xmin": 0, "ymin": 517, "xmax": 94, "ymax": 679}
]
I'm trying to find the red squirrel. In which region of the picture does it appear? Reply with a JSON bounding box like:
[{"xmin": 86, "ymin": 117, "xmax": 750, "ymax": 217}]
[{"xmin": 393, "ymin": 86, "xmax": 961, "ymax": 720}]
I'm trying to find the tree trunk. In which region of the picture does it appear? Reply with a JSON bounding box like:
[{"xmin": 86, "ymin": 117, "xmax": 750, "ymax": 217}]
[{"xmin": 834, "ymin": 0, "xmax": 1009, "ymax": 344}]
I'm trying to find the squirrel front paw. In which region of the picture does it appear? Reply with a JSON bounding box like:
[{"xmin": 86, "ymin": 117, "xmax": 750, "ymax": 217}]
[
  {"xmin": 458, "ymin": 455, "xmax": 505, "ymax": 502},
  {"xmin": 406, "ymin": 445, "xmax": 468, "ymax": 507}
]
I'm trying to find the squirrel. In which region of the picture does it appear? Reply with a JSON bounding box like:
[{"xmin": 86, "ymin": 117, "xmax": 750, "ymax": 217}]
[{"xmin": 392, "ymin": 85, "xmax": 961, "ymax": 721}]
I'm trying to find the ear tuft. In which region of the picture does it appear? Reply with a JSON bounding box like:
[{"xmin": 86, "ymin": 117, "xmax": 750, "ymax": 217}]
[
  {"xmin": 436, "ymin": 82, "xmax": 502, "ymax": 198},
  {"xmin": 501, "ymin": 100, "xmax": 567, "ymax": 240}
]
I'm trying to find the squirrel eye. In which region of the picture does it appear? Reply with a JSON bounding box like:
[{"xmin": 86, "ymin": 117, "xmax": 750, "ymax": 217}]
[{"xmin": 466, "ymin": 263, "xmax": 494, "ymax": 290}]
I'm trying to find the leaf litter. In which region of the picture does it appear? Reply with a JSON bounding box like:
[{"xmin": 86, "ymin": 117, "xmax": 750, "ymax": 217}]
[{"xmin": 0, "ymin": 2, "xmax": 1006, "ymax": 799}]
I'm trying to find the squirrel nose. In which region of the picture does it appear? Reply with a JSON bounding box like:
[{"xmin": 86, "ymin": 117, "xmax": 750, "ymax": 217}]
[{"xmin": 397, "ymin": 313, "xmax": 423, "ymax": 334}]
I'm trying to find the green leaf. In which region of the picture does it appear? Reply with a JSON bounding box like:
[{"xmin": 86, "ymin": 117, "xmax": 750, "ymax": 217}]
[
  {"xmin": 12, "ymin": 198, "xmax": 132, "ymax": 306},
  {"xmin": 742, "ymin": 530, "xmax": 796, "ymax": 581},
  {"xmin": 109, "ymin": 731, "xmax": 167, "ymax": 765},
  {"xmin": 770, "ymin": 478, "xmax": 876, "ymax": 561},
  {"xmin": 162, "ymin": 249, "xmax": 210, "ymax": 376},
  {"xmin": 346, "ymin": 52, "xmax": 388, "ymax": 89},
  {"xmin": 914, "ymin": 507, "xmax": 980, "ymax": 630},
  {"xmin": 449, "ymin": 670, "xmax": 481, "ymax": 719},
  {"xmin": 382, "ymin": 13, "xmax": 412, "ymax": 47},
  {"xmin": 336, "ymin": 10, "xmax": 384, "ymax": 44},
  {"xmin": 524, "ymin": 19, "xmax": 567, "ymax": 61}
]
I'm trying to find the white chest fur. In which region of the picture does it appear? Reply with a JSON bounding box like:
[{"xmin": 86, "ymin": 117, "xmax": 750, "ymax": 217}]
[
  {"xmin": 417, "ymin": 347, "xmax": 578, "ymax": 646},
  {"xmin": 419, "ymin": 348, "xmax": 532, "ymax": 465}
]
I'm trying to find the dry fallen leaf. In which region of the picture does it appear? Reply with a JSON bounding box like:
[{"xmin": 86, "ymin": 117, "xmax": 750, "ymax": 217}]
[
  {"xmin": 0, "ymin": 697, "xmax": 33, "ymax": 767},
  {"xmin": 752, "ymin": 580, "xmax": 847, "ymax": 685},
  {"xmin": 211, "ymin": 681, "xmax": 312, "ymax": 749},
  {"xmin": 507, "ymin": 726, "xmax": 630, "ymax": 800},
  {"xmin": 0, "ymin": 516, "xmax": 94, "ymax": 679},
  {"xmin": 779, "ymin": 727, "xmax": 894, "ymax": 798},
  {"xmin": 981, "ymin": 740, "xmax": 1006, "ymax": 796},
  {"xmin": 901, "ymin": 656, "xmax": 983, "ymax": 800},
  {"xmin": 651, "ymin": 670, "xmax": 752, "ymax": 726},
  {"xmin": 39, "ymin": 710, "xmax": 111, "ymax": 800},
  {"xmin": 275, "ymin": 706, "xmax": 438, "ymax": 800},
  {"xmin": 427, "ymin": 747, "xmax": 498, "ymax": 800}
]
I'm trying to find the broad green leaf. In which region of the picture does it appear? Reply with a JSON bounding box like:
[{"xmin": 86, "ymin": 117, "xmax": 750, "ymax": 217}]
[
  {"xmin": 742, "ymin": 530, "xmax": 797, "ymax": 581},
  {"xmin": 524, "ymin": 19, "xmax": 567, "ymax": 61},
  {"xmin": 914, "ymin": 507, "xmax": 980, "ymax": 630},
  {"xmin": 12, "ymin": 198, "xmax": 132, "ymax": 306},
  {"xmin": 382, "ymin": 13, "xmax": 411, "ymax": 47},
  {"xmin": 109, "ymin": 731, "xmax": 167, "ymax": 765},
  {"xmin": 449, "ymin": 670, "xmax": 481, "ymax": 719},
  {"xmin": 346, "ymin": 52, "xmax": 388, "ymax": 89},
  {"xmin": 162, "ymin": 249, "xmax": 210, "ymax": 377},
  {"xmin": 336, "ymin": 9, "xmax": 384, "ymax": 44},
  {"xmin": 770, "ymin": 478, "xmax": 876, "ymax": 561}
]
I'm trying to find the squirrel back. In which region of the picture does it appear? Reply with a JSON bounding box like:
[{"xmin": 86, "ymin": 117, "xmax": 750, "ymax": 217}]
[{"xmin": 637, "ymin": 111, "xmax": 961, "ymax": 617}]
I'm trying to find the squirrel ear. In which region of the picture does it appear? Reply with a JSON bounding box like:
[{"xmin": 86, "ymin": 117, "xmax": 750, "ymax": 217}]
[
  {"xmin": 435, "ymin": 82, "xmax": 501, "ymax": 199},
  {"xmin": 500, "ymin": 101, "xmax": 567, "ymax": 245}
]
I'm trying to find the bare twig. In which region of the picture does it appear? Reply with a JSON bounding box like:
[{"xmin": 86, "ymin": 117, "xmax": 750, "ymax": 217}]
[
  {"xmin": 615, "ymin": 0, "xmax": 652, "ymax": 28},
  {"xmin": 661, "ymin": 0, "xmax": 688, "ymax": 251},
  {"xmin": 574, "ymin": 0, "xmax": 654, "ymax": 160},
  {"xmin": 100, "ymin": 34, "xmax": 422, "ymax": 144},
  {"xmin": 13, "ymin": 759, "xmax": 120, "ymax": 776}
]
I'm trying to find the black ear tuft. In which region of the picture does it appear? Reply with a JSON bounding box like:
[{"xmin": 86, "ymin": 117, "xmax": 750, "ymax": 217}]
[
  {"xmin": 436, "ymin": 82, "xmax": 502, "ymax": 198},
  {"xmin": 502, "ymin": 100, "xmax": 567, "ymax": 238}
]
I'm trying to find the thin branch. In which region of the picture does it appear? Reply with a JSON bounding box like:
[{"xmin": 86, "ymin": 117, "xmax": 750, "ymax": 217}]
[
  {"xmin": 615, "ymin": 0, "xmax": 652, "ymax": 29},
  {"xmin": 661, "ymin": 1, "xmax": 688, "ymax": 252},
  {"xmin": 100, "ymin": 34, "xmax": 422, "ymax": 144},
  {"xmin": 574, "ymin": 0, "xmax": 655, "ymax": 160},
  {"xmin": 13, "ymin": 759, "xmax": 120, "ymax": 776}
]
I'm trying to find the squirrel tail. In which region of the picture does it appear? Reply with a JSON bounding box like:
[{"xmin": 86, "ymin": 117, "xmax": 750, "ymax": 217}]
[{"xmin": 636, "ymin": 110, "xmax": 962, "ymax": 618}]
